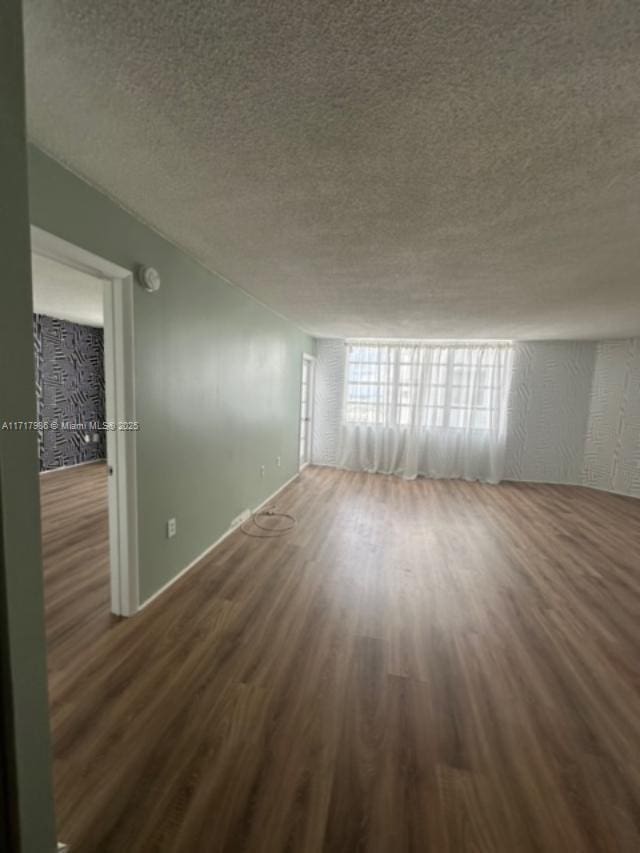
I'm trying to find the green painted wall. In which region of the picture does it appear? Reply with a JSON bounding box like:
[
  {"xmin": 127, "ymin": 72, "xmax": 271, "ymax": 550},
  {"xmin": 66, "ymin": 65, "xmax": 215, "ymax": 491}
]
[
  {"xmin": 0, "ymin": 2, "xmax": 57, "ymax": 851},
  {"xmin": 28, "ymin": 146, "xmax": 314, "ymax": 603}
]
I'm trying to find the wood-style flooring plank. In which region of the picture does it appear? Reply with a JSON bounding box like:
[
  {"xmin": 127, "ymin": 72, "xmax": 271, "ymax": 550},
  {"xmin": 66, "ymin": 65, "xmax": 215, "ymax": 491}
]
[{"xmin": 40, "ymin": 463, "xmax": 640, "ymax": 852}]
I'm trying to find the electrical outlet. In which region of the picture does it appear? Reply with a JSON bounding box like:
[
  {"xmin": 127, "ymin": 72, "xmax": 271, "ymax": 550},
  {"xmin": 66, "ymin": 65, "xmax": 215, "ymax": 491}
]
[
  {"xmin": 260, "ymin": 465, "xmax": 265, "ymax": 478},
  {"xmin": 167, "ymin": 517, "xmax": 177, "ymax": 538},
  {"xmin": 276, "ymin": 456, "xmax": 281, "ymax": 468}
]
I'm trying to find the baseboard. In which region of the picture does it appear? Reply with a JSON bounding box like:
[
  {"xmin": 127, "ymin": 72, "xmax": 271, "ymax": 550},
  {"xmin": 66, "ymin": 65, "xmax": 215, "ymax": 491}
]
[
  {"xmin": 503, "ymin": 475, "xmax": 582, "ymax": 487},
  {"xmin": 504, "ymin": 476, "xmax": 639, "ymax": 499},
  {"xmin": 579, "ymin": 481, "xmax": 640, "ymax": 500},
  {"xmin": 251, "ymin": 471, "xmax": 301, "ymax": 514},
  {"xmin": 138, "ymin": 471, "xmax": 300, "ymax": 611},
  {"xmin": 40, "ymin": 458, "xmax": 105, "ymax": 475},
  {"xmin": 309, "ymin": 466, "xmax": 640, "ymax": 499}
]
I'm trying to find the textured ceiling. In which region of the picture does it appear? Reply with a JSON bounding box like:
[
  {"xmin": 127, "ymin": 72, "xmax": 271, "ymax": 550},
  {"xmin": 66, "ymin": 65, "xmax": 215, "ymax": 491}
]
[
  {"xmin": 32, "ymin": 253, "xmax": 104, "ymax": 327},
  {"xmin": 23, "ymin": 1, "xmax": 640, "ymax": 340}
]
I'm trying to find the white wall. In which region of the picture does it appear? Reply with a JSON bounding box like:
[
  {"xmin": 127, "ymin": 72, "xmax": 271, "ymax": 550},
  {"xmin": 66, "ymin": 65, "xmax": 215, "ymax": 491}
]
[
  {"xmin": 504, "ymin": 341, "xmax": 596, "ymax": 484},
  {"xmin": 583, "ymin": 339, "xmax": 640, "ymax": 497},
  {"xmin": 312, "ymin": 337, "xmax": 640, "ymax": 499},
  {"xmin": 312, "ymin": 339, "xmax": 345, "ymax": 466}
]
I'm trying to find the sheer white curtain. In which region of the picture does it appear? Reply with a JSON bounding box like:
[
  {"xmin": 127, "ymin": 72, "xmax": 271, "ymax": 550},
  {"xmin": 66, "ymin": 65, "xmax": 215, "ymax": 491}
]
[{"xmin": 338, "ymin": 341, "xmax": 514, "ymax": 483}]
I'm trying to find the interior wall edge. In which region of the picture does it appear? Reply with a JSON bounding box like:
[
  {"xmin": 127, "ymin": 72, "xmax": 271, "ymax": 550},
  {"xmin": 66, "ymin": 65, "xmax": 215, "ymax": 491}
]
[{"xmin": 0, "ymin": 0, "xmax": 57, "ymax": 848}]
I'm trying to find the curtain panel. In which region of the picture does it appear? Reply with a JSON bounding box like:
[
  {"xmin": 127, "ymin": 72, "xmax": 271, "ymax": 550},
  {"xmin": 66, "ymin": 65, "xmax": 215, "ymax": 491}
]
[{"xmin": 338, "ymin": 341, "xmax": 514, "ymax": 483}]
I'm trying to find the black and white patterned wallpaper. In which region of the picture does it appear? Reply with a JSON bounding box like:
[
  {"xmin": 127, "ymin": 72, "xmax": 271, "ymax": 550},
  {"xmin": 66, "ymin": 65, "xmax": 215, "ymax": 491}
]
[{"xmin": 33, "ymin": 314, "xmax": 106, "ymax": 471}]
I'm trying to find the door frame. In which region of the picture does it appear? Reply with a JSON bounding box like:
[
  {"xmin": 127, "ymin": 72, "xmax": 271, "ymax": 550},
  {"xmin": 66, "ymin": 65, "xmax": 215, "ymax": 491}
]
[
  {"xmin": 299, "ymin": 353, "xmax": 316, "ymax": 470},
  {"xmin": 30, "ymin": 226, "xmax": 139, "ymax": 616}
]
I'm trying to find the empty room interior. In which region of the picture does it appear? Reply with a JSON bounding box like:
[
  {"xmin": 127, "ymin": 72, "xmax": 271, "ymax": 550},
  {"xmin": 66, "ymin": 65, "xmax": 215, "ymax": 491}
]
[{"xmin": 1, "ymin": 2, "xmax": 640, "ymax": 852}]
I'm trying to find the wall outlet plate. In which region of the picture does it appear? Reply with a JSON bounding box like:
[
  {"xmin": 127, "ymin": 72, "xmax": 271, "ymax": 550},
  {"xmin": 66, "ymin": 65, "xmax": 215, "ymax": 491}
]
[
  {"xmin": 260, "ymin": 465, "xmax": 265, "ymax": 477},
  {"xmin": 276, "ymin": 456, "xmax": 281, "ymax": 467},
  {"xmin": 167, "ymin": 517, "xmax": 177, "ymax": 538}
]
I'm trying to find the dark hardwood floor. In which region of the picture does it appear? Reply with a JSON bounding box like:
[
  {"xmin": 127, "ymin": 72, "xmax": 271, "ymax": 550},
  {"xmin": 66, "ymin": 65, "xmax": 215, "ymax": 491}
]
[
  {"xmin": 41, "ymin": 462, "xmax": 115, "ymax": 690},
  {"xmin": 40, "ymin": 463, "xmax": 640, "ymax": 852}
]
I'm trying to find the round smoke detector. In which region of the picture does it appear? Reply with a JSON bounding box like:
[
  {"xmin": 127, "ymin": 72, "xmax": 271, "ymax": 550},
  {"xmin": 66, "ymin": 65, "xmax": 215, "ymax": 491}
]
[{"xmin": 137, "ymin": 265, "xmax": 161, "ymax": 293}]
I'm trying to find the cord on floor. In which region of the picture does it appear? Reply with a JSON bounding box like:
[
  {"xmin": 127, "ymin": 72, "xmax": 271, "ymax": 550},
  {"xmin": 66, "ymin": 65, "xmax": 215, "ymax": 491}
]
[{"xmin": 240, "ymin": 506, "xmax": 296, "ymax": 538}]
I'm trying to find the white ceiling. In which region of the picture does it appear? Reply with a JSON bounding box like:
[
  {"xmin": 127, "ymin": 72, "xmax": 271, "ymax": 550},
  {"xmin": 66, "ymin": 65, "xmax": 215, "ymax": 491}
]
[
  {"xmin": 23, "ymin": 1, "xmax": 640, "ymax": 340},
  {"xmin": 32, "ymin": 253, "xmax": 104, "ymax": 328}
]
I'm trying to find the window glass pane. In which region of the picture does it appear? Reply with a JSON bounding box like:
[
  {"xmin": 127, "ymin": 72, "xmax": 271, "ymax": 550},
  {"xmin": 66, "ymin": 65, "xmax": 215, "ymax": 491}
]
[
  {"xmin": 449, "ymin": 408, "xmax": 468, "ymax": 428},
  {"xmin": 398, "ymin": 365, "xmax": 417, "ymax": 384},
  {"xmin": 397, "ymin": 406, "xmax": 412, "ymax": 426},
  {"xmin": 473, "ymin": 386, "xmax": 490, "ymax": 407},
  {"xmin": 347, "ymin": 384, "xmax": 380, "ymax": 403},
  {"xmin": 398, "ymin": 386, "xmax": 414, "ymax": 405},
  {"xmin": 451, "ymin": 386, "xmax": 469, "ymax": 406},
  {"xmin": 424, "ymin": 386, "xmax": 446, "ymax": 406},
  {"xmin": 348, "ymin": 361, "xmax": 375, "ymax": 382},
  {"xmin": 430, "ymin": 365, "xmax": 448, "ymax": 384},
  {"xmin": 425, "ymin": 407, "xmax": 444, "ymax": 427},
  {"xmin": 347, "ymin": 403, "xmax": 379, "ymax": 424},
  {"xmin": 476, "ymin": 367, "xmax": 491, "ymax": 386},
  {"xmin": 344, "ymin": 343, "xmax": 510, "ymax": 431},
  {"xmin": 452, "ymin": 366, "xmax": 470, "ymax": 385},
  {"xmin": 472, "ymin": 410, "xmax": 491, "ymax": 430},
  {"xmin": 345, "ymin": 403, "xmax": 359, "ymax": 422}
]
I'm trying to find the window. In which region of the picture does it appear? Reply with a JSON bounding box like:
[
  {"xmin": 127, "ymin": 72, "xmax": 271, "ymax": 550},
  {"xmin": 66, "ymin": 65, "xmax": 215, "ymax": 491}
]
[{"xmin": 344, "ymin": 342, "xmax": 513, "ymax": 431}]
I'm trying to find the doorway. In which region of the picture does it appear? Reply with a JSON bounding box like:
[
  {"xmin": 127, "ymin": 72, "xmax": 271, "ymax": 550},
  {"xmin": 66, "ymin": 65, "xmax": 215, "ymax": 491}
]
[
  {"xmin": 30, "ymin": 227, "xmax": 138, "ymax": 617},
  {"xmin": 299, "ymin": 354, "xmax": 315, "ymax": 469}
]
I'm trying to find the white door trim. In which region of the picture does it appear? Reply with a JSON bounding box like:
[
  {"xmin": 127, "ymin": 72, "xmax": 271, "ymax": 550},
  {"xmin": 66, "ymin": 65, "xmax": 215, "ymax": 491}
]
[
  {"xmin": 299, "ymin": 353, "xmax": 316, "ymax": 470},
  {"xmin": 30, "ymin": 226, "xmax": 139, "ymax": 616}
]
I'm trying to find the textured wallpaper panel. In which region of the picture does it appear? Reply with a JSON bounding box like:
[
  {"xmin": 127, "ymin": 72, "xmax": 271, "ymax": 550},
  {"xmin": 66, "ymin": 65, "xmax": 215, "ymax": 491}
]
[
  {"xmin": 311, "ymin": 339, "xmax": 345, "ymax": 466},
  {"xmin": 583, "ymin": 339, "xmax": 640, "ymax": 497},
  {"xmin": 504, "ymin": 341, "xmax": 596, "ymax": 484},
  {"xmin": 34, "ymin": 314, "xmax": 106, "ymax": 471}
]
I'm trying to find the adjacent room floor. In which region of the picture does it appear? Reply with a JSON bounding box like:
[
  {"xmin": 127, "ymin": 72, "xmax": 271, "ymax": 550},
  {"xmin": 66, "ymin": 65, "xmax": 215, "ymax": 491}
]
[
  {"xmin": 41, "ymin": 461, "xmax": 114, "ymax": 682},
  {"xmin": 41, "ymin": 465, "xmax": 640, "ymax": 852}
]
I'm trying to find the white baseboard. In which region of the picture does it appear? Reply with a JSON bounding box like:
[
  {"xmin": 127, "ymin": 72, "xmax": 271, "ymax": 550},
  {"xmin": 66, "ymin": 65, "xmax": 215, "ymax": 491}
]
[
  {"xmin": 40, "ymin": 458, "xmax": 105, "ymax": 475},
  {"xmin": 138, "ymin": 471, "xmax": 300, "ymax": 611},
  {"xmin": 504, "ymin": 476, "xmax": 639, "ymax": 500},
  {"xmin": 251, "ymin": 471, "xmax": 300, "ymax": 514}
]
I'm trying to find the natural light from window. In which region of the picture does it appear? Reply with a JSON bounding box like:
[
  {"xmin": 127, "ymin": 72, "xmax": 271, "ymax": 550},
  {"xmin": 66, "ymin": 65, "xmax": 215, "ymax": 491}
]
[{"xmin": 344, "ymin": 341, "xmax": 513, "ymax": 431}]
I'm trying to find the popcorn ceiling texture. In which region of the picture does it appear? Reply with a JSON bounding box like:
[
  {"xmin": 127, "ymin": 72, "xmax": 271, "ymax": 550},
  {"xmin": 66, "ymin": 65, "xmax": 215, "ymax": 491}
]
[{"xmin": 23, "ymin": 1, "xmax": 640, "ymax": 339}]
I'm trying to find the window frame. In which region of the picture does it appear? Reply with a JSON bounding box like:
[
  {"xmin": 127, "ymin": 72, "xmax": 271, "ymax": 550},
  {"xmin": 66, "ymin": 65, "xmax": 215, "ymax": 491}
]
[{"xmin": 343, "ymin": 343, "xmax": 508, "ymax": 431}]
